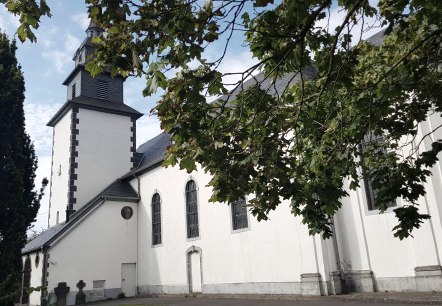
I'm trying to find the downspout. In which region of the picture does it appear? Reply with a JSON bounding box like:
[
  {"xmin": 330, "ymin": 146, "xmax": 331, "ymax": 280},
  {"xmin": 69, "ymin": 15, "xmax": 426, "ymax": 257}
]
[
  {"xmin": 331, "ymin": 219, "xmax": 346, "ymax": 294},
  {"xmin": 19, "ymin": 259, "xmax": 24, "ymax": 304},
  {"xmin": 129, "ymin": 173, "xmax": 141, "ymax": 295},
  {"xmin": 136, "ymin": 174, "xmax": 140, "ymax": 295}
]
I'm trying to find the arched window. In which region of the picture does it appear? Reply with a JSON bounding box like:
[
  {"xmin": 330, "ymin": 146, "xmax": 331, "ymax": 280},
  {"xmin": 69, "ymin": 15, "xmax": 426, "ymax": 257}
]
[
  {"xmin": 151, "ymin": 193, "xmax": 161, "ymax": 245},
  {"xmin": 185, "ymin": 180, "xmax": 199, "ymax": 239},
  {"xmin": 231, "ymin": 198, "xmax": 248, "ymax": 230}
]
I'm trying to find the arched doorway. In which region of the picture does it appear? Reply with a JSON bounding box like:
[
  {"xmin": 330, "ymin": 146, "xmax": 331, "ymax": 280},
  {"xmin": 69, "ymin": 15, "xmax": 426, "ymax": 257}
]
[
  {"xmin": 186, "ymin": 246, "xmax": 202, "ymax": 293},
  {"xmin": 22, "ymin": 256, "xmax": 31, "ymax": 304}
]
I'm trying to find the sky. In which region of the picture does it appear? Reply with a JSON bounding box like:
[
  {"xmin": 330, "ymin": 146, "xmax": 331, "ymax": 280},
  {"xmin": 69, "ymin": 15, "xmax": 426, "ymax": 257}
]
[{"xmin": 0, "ymin": 1, "xmax": 381, "ymax": 234}]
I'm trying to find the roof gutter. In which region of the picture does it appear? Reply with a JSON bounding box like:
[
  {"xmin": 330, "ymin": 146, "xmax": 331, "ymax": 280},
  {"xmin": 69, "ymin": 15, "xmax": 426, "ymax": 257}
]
[{"xmin": 120, "ymin": 160, "xmax": 164, "ymax": 181}]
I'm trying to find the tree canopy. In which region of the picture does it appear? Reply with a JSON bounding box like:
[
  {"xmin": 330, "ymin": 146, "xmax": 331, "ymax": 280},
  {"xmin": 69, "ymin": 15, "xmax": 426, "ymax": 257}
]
[
  {"xmin": 3, "ymin": 0, "xmax": 442, "ymax": 239},
  {"xmin": 0, "ymin": 32, "xmax": 48, "ymax": 306}
]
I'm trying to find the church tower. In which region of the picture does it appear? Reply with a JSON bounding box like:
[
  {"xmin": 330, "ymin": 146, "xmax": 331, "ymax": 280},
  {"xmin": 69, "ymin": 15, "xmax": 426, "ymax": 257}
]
[{"xmin": 46, "ymin": 21, "xmax": 142, "ymax": 227}]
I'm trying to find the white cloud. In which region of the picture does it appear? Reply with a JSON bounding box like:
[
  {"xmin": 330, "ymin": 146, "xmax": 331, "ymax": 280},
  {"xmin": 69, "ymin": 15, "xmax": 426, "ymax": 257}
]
[
  {"xmin": 315, "ymin": 3, "xmax": 383, "ymax": 45},
  {"xmin": 124, "ymin": 77, "xmax": 149, "ymax": 106},
  {"xmin": 71, "ymin": 12, "xmax": 89, "ymax": 30},
  {"xmin": 24, "ymin": 102, "xmax": 62, "ymax": 155},
  {"xmin": 216, "ymin": 51, "xmax": 259, "ymax": 91},
  {"xmin": 24, "ymin": 101, "xmax": 58, "ymax": 233},
  {"xmin": 0, "ymin": 5, "xmax": 20, "ymax": 37},
  {"xmin": 41, "ymin": 32, "xmax": 80, "ymax": 74},
  {"xmin": 30, "ymin": 155, "xmax": 52, "ymax": 233},
  {"xmin": 42, "ymin": 49, "xmax": 72, "ymax": 73},
  {"xmin": 64, "ymin": 34, "xmax": 81, "ymax": 53},
  {"xmin": 37, "ymin": 20, "xmax": 81, "ymax": 74},
  {"xmin": 136, "ymin": 114, "xmax": 162, "ymax": 146}
]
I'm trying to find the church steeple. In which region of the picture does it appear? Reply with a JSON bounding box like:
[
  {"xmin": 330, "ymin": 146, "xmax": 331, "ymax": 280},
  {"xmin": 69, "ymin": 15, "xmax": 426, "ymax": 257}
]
[
  {"xmin": 62, "ymin": 20, "xmax": 124, "ymax": 103},
  {"xmin": 46, "ymin": 19, "xmax": 142, "ymax": 225}
]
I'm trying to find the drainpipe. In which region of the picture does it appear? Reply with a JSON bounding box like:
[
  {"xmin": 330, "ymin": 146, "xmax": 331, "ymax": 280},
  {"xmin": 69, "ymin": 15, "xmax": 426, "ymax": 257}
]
[
  {"xmin": 136, "ymin": 175, "xmax": 140, "ymax": 295},
  {"xmin": 19, "ymin": 259, "xmax": 25, "ymax": 304},
  {"xmin": 331, "ymin": 219, "xmax": 347, "ymax": 294},
  {"xmin": 129, "ymin": 173, "xmax": 140, "ymax": 295}
]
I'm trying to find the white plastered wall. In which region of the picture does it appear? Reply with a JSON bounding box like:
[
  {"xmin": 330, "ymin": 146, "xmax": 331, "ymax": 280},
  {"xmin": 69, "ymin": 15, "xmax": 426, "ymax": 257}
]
[
  {"xmin": 75, "ymin": 109, "xmax": 132, "ymax": 209},
  {"xmin": 133, "ymin": 165, "xmax": 322, "ymax": 294},
  {"xmin": 334, "ymin": 115, "xmax": 442, "ymax": 291},
  {"xmin": 47, "ymin": 200, "xmax": 137, "ymax": 305},
  {"xmin": 48, "ymin": 110, "xmax": 72, "ymax": 227}
]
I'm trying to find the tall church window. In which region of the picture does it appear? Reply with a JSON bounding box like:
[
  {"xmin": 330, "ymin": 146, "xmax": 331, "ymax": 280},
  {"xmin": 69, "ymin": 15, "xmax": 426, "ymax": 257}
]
[
  {"xmin": 231, "ymin": 198, "xmax": 248, "ymax": 230},
  {"xmin": 185, "ymin": 180, "xmax": 199, "ymax": 239},
  {"xmin": 364, "ymin": 176, "xmax": 396, "ymax": 211},
  {"xmin": 97, "ymin": 79, "xmax": 108, "ymax": 99},
  {"xmin": 361, "ymin": 134, "xmax": 396, "ymax": 211},
  {"xmin": 151, "ymin": 193, "xmax": 161, "ymax": 245}
]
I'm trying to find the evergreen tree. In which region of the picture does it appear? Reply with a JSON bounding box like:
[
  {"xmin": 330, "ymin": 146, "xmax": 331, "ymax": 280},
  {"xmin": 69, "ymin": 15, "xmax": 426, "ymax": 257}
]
[{"xmin": 0, "ymin": 32, "xmax": 47, "ymax": 306}]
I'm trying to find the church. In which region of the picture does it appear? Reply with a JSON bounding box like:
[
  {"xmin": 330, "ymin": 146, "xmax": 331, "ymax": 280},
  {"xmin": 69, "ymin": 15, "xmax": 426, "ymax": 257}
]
[{"xmin": 20, "ymin": 22, "xmax": 442, "ymax": 306}]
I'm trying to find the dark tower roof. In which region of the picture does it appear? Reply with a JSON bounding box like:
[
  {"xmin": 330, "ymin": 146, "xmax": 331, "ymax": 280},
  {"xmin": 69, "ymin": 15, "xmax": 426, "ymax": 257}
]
[
  {"xmin": 47, "ymin": 15, "xmax": 143, "ymax": 126},
  {"xmin": 86, "ymin": 19, "xmax": 103, "ymax": 37}
]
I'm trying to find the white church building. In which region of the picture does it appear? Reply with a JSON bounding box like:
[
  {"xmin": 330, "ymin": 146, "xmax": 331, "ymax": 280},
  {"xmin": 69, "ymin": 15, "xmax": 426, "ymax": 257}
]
[{"xmin": 21, "ymin": 23, "xmax": 442, "ymax": 306}]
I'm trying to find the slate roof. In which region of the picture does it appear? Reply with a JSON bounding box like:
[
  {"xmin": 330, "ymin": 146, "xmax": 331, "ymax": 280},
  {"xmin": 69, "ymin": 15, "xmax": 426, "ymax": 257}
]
[
  {"xmin": 121, "ymin": 133, "xmax": 171, "ymax": 179},
  {"xmin": 365, "ymin": 28, "xmax": 386, "ymax": 46},
  {"xmin": 122, "ymin": 68, "xmax": 318, "ymax": 178},
  {"xmin": 22, "ymin": 180, "xmax": 139, "ymax": 255},
  {"xmin": 101, "ymin": 180, "xmax": 139, "ymax": 200},
  {"xmin": 136, "ymin": 133, "xmax": 171, "ymax": 169},
  {"xmin": 47, "ymin": 96, "xmax": 143, "ymax": 127},
  {"xmin": 219, "ymin": 66, "xmax": 317, "ymax": 103},
  {"xmin": 22, "ymin": 223, "xmax": 67, "ymax": 254}
]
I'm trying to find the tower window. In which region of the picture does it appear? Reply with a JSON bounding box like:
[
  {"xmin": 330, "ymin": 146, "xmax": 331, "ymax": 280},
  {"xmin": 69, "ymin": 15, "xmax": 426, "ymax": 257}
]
[
  {"xmin": 71, "ymin": 83, "xmax": 76, "ymax": 100},
  {"xmin": 97, "ymin": 80, "xmax": 108, "ymax": 99}
]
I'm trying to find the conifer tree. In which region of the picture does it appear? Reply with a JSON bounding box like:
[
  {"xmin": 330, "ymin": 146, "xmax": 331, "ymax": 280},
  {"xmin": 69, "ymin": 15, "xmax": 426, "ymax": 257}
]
[{"xmin": 0, "ymin": 31, "xmax": 47, "ymax": 306}]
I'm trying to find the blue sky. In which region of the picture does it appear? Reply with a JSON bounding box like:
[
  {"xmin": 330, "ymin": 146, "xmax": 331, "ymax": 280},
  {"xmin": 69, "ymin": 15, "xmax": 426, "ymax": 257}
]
[{"xmin": 0, "ymin": 1, "xmax": 380, "ymax": 233}]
